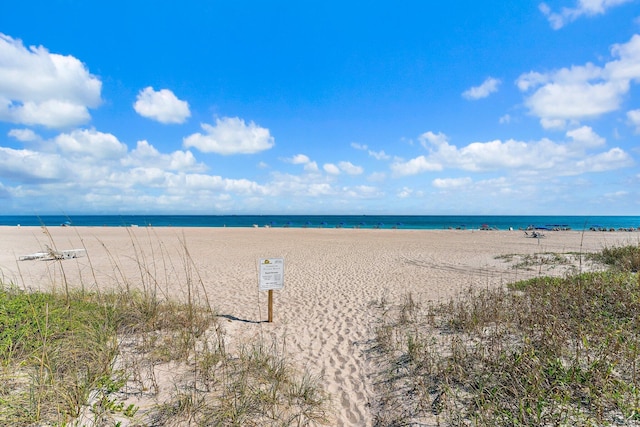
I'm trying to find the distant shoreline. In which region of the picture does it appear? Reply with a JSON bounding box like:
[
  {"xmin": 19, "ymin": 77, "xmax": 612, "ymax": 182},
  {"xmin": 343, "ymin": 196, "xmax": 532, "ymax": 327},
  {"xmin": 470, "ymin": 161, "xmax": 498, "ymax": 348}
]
[{"xmin": 1, "ymin": 214, "xmax": 639, "ymax": 231}]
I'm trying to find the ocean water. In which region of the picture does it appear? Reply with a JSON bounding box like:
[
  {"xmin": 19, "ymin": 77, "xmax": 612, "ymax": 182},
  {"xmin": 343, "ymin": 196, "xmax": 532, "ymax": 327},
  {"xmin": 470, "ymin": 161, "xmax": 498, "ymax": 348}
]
[{"xmin": 0, "ymin": 215, "xmax": 639, "ymax": 231}]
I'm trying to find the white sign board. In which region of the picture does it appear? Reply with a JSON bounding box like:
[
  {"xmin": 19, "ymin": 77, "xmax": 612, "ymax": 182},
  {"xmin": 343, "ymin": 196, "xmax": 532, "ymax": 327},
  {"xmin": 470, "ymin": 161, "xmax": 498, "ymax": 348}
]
[{"xmin": 259, "ymin": 258, "xmax": 284, "ymax": 291}]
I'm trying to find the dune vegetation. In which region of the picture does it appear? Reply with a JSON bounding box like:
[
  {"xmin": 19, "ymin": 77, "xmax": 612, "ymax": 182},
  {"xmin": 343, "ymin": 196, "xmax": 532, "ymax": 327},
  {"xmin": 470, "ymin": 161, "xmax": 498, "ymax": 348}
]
[{"xmin": 370, "ymin": 244, "xmax": 640, "ymax": 426}]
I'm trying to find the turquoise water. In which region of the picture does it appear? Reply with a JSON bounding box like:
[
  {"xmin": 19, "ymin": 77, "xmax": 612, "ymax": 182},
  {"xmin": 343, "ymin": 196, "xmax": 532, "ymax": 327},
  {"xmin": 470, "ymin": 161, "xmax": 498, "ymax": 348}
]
[{"xmin": 1, "ymin": 215, "xmax": 639, "ymax": 230}]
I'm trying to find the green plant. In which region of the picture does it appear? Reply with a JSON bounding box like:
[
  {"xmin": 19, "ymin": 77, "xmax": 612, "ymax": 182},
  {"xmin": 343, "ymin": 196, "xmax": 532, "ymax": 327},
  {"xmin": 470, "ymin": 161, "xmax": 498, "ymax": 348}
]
[{"xmin": 588, "ymin": 244, "xmax": 640, "ymax": 272}]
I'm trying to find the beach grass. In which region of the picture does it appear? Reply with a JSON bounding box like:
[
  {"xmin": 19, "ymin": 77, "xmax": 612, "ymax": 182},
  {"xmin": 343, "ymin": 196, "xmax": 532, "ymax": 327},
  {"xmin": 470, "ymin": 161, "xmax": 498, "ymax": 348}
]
[
  {"xmin": 370, "ymin": 243, "xmax": 640, "ymax": 426},
  {"xmin": 0, "ymin": 229, "xmax": 331, "ymax": 426}
]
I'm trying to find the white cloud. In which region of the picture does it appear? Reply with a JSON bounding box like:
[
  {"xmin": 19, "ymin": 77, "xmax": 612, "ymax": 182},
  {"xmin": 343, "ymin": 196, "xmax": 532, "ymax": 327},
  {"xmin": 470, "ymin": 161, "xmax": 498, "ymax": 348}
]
[
  {"xmin": 499, "ymin": 114, "xmax": 511, "ymax": 124},
  {"xmin": 432, "ymin": 177, "xmax": 473, "ymax": 189},
  {"xmin": 419, "ymin": 131, "xmax": 449, "ymax": 148},
  {"xmin": 288, "ymin": 154, "xmax": 310, "ymax": 164},
  {"xmin": 8, "ymin": 128, "xmax": 39, "ymax": 142},
  {"xmin": 540, "ymin": 118, "xmax": 570, "ymax": 130},
  {"xmin": 0, "ymin": 33, "xmax": 101, "ymax": 128},
  {"xmin": 4, "ymin": 100, "xmax": 94, "ymax": 129},
  {"xmin": 180, "ymin": 174, "xmax": 265, "ymax": 194},
  {"xmin": 369, "ymin": 149, "xmax": 391, "ymax": 160},
  {"xmin": 323, "ymin": 163, "xmax": 340, "ymax": 175},
  {"xmin": 574, "ymin": 147, "xmax": 632, "ymax": 173},
  {"xmin": 352, "ymin": 142, "xmax": 390, "ymax": 160},
  {"xmin": 518, "ymin": 66, "xmax": 622, "ymax": 128},
  {"xmin": 0, "ymin": 146, "xmax": 66, "ymax": 182},
  {"xmin": 133, "ymin": 87, "xmax": 190, "ymax": 124},
  {"xmin": 566, "ymin": 126, "xmax": 606, "ymax": 149},
  {"xmin": 338, "ymin": 161, "xmax": 363, "ymax": 175},
  {"xmin": 285, "ymin": 153, "xmax": 319, "ymax": 172},
  {"xmin": 268, "ymin": 172, "xmax": 336, "ymax": 197},
  {"xmin": 397, "ymin": 187, "xmax": 413, "ymax": 198},
  {"xmin": 343, "ymin": 185, "xmax": 381, "ymax": 199},
  {"xmin": 124, "ymin": 140, "xmax": 206, "ymax": 172},
  {"xmin": 391, "ymin": 155, "xmax": 443, "ymax": 176},
  {"xmin": 54, "ymin": 128, "xmax": 127, "ymax": 160},
  {"xmin": 539, "ymin": 0, "xmax": 633, "ymax": 29},
  {"xmin": 0, "ymin": 127, "xmax": 338, "ymax": 213},
  {"xmin": 305, "ymin": 162, "xmax": 320, "ymax": 172},
  {"xmin": 462, "ymin": 77, "xmax": 501, "ymax": 100},
  {"xmin": 606, "ymin": 35, "xmax": 640, "ymax": 81},
  {"xmin": 627, "ymin": 108, "xmax": 640, "ymax": 132},
  {"xmin": 183, "ymin": 116, "xmax": 275, "ymax": 155},
  {"xmin": 517, "ymin": 34, "xmax": 640, "ymax": 129},
  {"xmin": 395, "ymin": 130, "xmax": 633, "ymax": 177}
]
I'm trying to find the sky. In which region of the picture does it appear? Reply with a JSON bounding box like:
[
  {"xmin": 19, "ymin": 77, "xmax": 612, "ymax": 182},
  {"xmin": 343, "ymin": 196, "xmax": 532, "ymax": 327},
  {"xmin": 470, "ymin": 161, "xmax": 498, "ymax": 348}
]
[{"xmin": 1, "ymin": 0, "xmax": 639, "ymax": 216}]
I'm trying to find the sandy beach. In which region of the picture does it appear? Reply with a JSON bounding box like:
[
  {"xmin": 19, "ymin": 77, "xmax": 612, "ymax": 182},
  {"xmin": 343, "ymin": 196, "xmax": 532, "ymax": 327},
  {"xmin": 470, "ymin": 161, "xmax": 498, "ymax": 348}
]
[{"xmin": 1, "ymin": 226, "xmax": 638, "ymax": 426}]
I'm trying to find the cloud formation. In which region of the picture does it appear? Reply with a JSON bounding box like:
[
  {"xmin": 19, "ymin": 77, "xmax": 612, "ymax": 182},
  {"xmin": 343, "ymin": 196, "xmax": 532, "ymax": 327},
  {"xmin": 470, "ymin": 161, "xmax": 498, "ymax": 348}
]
[
  {"xmin": 338, "ymin": 161, "xmax": 364, "ymax": 175},
  {"xmin": 183, "ymin": 117, "xmax": 275, "ymax": 155},
  {"xmin": 539, "ymin": 0, "xmax": 633, "ymax": 29},
  {"xmin": 392, "ymin": 128, "xmax": 633, "ymax": 177},
  {"xmin": 134, "ymin": 87, "xmax": 191, "ymax": 124},
  {"xmin": 462, "ymin": 77, "xmax": 501, "ymax": 100},
  {"xmin": 517, "ymin": 34, "xmax": 640, "ymax": 129},
  {"xmin": 0, "ymin": 129, "xmax": 258, "ymax": 212},
  {"xmin": 352, "ymin": 142, "xmax": 391, "ymax": 160},
  {"xmin": 323, "ymin": 163, "xmax": 340, "ymax": 175},
  {"xmin": 627, "ymin": 109, "xmax": 640, "ymax": 132},
  {"xmin": 285, "ymin": 154, "xmax": 319, "ymax": 172},
  {"xmin": 0, "ymin": 33, "xmax": 101, "ymax": 128},
  {"xmin": 55, "ymin": 128, "xmax": 127, "ymax": 160},
  {"xmin": 0, "ymin": 146, "xmax": 66, "ymax": 183},
  {"xmin": 432, "ymin": 177, "xmax": 473, "ymax": 189},
  {"xmin": 123, "ymin": 140, "xmax": 205, "ymax": 172}
]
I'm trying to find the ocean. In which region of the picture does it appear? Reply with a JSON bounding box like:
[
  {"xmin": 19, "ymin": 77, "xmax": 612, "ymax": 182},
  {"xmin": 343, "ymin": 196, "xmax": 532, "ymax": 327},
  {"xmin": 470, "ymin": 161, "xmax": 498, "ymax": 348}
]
[{"xmin": 1, "ymin": 215, "xmax": 639, "ymax": 231}]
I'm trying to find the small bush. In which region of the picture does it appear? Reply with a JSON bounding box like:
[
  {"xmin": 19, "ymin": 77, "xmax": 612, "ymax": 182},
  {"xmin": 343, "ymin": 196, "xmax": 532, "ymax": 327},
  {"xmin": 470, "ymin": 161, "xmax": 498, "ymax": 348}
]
[{"xmin": 589, "ymin": 244, "xmax": 640, "ymax": 272}]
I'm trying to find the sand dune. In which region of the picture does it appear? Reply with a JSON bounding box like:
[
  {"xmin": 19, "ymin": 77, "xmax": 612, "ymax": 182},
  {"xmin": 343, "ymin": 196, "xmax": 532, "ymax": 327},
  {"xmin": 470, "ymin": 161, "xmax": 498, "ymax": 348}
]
[{"xmin": 1, "ymin": 226, "xmax": 637, "ymax": 426}]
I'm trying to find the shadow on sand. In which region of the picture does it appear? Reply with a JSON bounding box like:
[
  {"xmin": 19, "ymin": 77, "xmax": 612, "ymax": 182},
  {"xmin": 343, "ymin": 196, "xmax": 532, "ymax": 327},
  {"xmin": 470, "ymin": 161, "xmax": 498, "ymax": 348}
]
[{"xmin": 217, "ymin": 314, "xmax": 267, "ymax": 324}]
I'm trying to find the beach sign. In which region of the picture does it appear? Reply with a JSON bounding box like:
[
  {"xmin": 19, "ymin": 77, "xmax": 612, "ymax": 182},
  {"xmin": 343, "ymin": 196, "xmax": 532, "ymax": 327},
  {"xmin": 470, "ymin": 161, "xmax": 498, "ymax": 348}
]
[
  {"xmin": 259, "ymin": 258, "xmax": 285, "ymax": 291},
  {"xmin": 259, "ymin": 258, "xmax": 284, "ymax": 322}
]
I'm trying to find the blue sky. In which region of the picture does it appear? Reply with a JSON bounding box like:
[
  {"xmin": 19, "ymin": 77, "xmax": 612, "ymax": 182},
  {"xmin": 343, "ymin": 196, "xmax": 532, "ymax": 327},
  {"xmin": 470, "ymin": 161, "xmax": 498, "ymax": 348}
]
[{"xmin": 1, "ymin": 0, "xmax": 639, "ymax": 215}]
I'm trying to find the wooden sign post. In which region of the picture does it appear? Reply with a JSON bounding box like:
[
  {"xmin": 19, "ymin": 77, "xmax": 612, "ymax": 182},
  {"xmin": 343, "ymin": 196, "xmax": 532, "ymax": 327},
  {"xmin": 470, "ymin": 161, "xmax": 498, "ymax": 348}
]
[
  {"xmin": 268, "ymin": 289, "xmax": 274, "ymax": 323},
  {"xmin": 259, "ymin": 258, "xmax": 284, "ymax": 323}
]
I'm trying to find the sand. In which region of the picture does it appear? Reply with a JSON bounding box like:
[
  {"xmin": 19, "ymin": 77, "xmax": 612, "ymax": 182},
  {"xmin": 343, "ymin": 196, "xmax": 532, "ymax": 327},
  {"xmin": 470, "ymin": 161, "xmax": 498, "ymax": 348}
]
[{"xmin": 1, "ymin": 226, "xmax": 638, "ymax": 426}]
